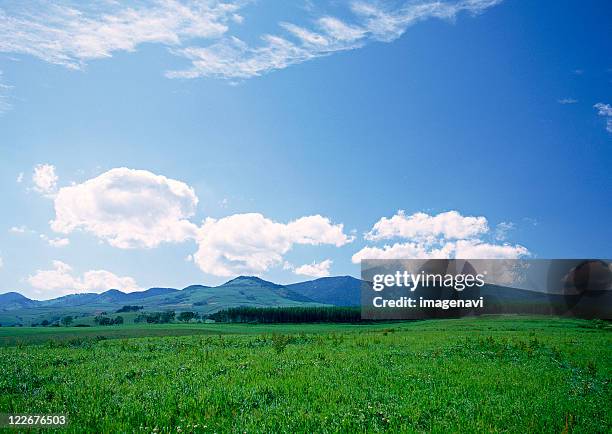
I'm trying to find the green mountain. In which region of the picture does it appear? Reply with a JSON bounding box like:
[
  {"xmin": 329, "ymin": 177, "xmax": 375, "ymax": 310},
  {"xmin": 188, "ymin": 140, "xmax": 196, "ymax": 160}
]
[
  {"xmin": 286, "ymin": 276, "xmax": 361, "ymax": 306},
  {"xmin": 0, "ymin": 276, "xmax": 348, "ymax": 326},
  {"xmin": 6, "ymin": 275, "xmax": 606, "ymax": 326}
]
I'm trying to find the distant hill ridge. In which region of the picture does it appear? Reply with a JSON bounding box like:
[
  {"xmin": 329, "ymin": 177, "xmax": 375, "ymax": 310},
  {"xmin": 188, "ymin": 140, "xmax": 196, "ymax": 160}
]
[
  {"xmin": 0, "ymin": 276, "xmax": 364, "ymax": 325},
  {"xmin": 1, "ymin": 276, "xmax": 610, "ymax": 325}
]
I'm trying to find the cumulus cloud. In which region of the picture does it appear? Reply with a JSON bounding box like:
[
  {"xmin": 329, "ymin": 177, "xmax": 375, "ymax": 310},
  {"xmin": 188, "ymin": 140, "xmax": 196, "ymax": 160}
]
[
  {"xmin": 453, "ymin": 239, "xmax": 528, "ymax": 258},
  {"xmin": 557, "ymin": 98, "xmax": 577, "ymax": 105},
  {"xmin": 9, "ymin": 225, "xmax": 28, "ymax": 234},
  {"xmin": 365, "ymin": 210, "xmax": 488, "ymax": 242},
  {"xmin": 27, "ymin": 260, "xmax": 141, "ymax": 297},
  {"xmin": 50, "ymin": 167, "xmax": 199, "ymax": 248},
  {"xmin": 16, "ymin": 172, "xmax": 24, "ymax": 183},
  {"xmin": 0, "ymin": 1, "xmax": 502, "ymax": 81},
  {"xmin": 594, "ymin": 102, "xmax": 612, "ymax": 133},
  {"xmin": 294, "ymin": 259, "xmax": 333, "ymax": 278},
  {"xmin": 193, "ymin": 213, "xmax": 353, "ymax": 276},
  {"xmin": 32, "ymin": 163, "xmax": 58, "ymax": 195},
  {"xmin": 353, "ymin": 210, "xmax": 529, "ymax": 263},
  {"xmin": 0, "ymin": 0, "xmax": 242, "ymax": 70}
]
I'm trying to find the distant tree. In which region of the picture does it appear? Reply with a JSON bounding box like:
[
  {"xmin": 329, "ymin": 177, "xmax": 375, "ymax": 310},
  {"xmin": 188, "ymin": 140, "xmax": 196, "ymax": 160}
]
[
  {"xmin": 114, "ymin": 315, "xmax": 124, "ymax": 325},
  {"xmin": 61, "ymin": 316, "xmax": 73, "ymax": 326},
  {"xmin": 135, "ymin": 310, "xmax": 176, "ymax": 324},
  {"xmin": 161, "ymin": 310, "xmax": 175, "ymax": 323},
  {"xmin": 94, "ymin": 316, "xmax": 113, "ymax": 326},
  {"xmin": 178, "ymin": 311, "xmax": 196, "ymax": 322},
  {"xmin": 209, "ymin": 306, "xmax": 362, "ymax": 324},
  {"xmin": 41, "ymin": 319, "xmax": 50, "ymax": 327},
  {"xmin": 116, "ymin": 305, "xmax": 143, "ymax": 313}
]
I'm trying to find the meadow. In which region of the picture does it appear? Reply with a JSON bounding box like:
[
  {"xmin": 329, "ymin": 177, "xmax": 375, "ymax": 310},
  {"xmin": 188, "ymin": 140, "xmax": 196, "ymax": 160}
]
[{"xmin": 0, "ymin": 316, "xmax": 610, "ymax": 432}]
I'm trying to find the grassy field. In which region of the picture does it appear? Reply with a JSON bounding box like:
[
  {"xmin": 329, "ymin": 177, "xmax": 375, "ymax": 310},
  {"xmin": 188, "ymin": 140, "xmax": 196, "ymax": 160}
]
[{"xmin": 0, "ymin": 316, "xmax": 610, "ymax": 432}]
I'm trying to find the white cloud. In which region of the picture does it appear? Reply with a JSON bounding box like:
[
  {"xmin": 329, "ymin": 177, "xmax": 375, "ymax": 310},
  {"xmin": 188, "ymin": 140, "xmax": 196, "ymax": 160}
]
[
  {"xmin": 16, "ymin": 172, "xmax": 24, "ymax": 183},
  {"xmin": 352, "ymin": 239, "xmax": 528, "ymax": 262},
  {"xmin": 294, "ymin": 259, "xmax": 333, "ymax": 278},
  {"xmin": 40, "ymin": 234, "xmax": 71, "ymax": 248},
  {"xmin": 453, "ymin": 239, "xmax": 528, "ymax": 258},
  {"xmin": 9, "ymin": 225, "xmax": 69, "ymax": 247},
  {"xmin": 494, "ymin": 221, "xmax": 514, "ymax": 241},
  {"xmin": 166, "ymin": 35, "xmax": 321, "ymax": 80},
  {"xmin": 32, "ymin": 163, "xmax": 58, "ymax": 195},
  {"xmin": 51, "ymin": 167, "xmax": 199, "ymax": 248},
  {"xmin": 27, "ymin": 260, "xmax": 141, "ymax": 297},
  {"xmin": 594, "ymin": 103, "xmax": 612, "ymax": 116},
  {"xmin": 0, "ymin": 1, "xmax": 242, "ymax": 70},
  {"xmin": 0, "ymin": 70, "xmax": 11, "ymax": 114},
  {"xmin": 317, "ymin": 16, "xmax": 365, "ymax": 42},
  {"xmin": 193, "ymin": 213, "xmax": 353, "ymax": 276},
  {"xmin": 352, "ymin": 241, "xmax": 456, "ymax": 263},
  {"xmin": 353, "ymin": 210, "xmax": 529, "ymax": 263},
  {"xmin": 364, "ymin": 210, "xmax": 488, "ymax": 242},
  {"xmin": 0, "ymin": 1, "xmax": 502, "ymax": 81},
  {"xmin": 0, "ymin": 256, "xmax": 3, "ymax": 269},
  {"xmin": 164, "ymin": 0, "xmax": 504, "ymax": 80},
  {"xmin": 557, "ymin": 98, "xmax": 577, "ymax": 104},
  {"xmin": 594, "ymin": 102, "xmax": 612, "ymax": 133}
]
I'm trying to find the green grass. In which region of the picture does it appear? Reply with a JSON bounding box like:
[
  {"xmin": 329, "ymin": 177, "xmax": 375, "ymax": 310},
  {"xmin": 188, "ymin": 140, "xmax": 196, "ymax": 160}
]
[{"xmin": 0, "ymin": 316, "xmax": 610, "ymax": 432}]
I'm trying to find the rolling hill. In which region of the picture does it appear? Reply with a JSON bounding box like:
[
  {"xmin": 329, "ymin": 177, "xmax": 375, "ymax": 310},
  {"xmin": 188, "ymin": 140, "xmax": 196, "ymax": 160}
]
[
  {"xmin": 2, "ymin": 275, "xmax": 609, "ymax": 325},
  {"xmin": 286, "ymin": 276, "xmax": 361, "ymax": 306},
  {"xmin": 0, "ymin": 276, "xmax": 358, "ymax": 326}
]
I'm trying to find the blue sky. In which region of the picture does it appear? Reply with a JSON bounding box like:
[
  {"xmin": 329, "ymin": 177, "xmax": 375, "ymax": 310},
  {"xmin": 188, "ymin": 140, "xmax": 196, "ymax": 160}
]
[{"xmin": 0, "ymin": 0, "xmax": 610, "ymax": 299}]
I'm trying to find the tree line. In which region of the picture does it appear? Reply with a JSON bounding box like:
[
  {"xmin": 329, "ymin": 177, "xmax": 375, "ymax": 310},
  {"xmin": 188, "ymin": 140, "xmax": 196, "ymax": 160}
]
[
  {"xmin": 209, "ymin": 306, "xmax": 363, "ymax": 323},
  {"xmin": 134, "ymin": 310, "xmax": 198, "ymax": 323}
]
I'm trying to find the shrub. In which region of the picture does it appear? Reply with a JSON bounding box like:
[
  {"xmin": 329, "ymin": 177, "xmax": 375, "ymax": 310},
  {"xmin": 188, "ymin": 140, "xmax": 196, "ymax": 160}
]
[{"xmin": 271, "ymin": 333, "xmax": 291, "ymax": 354}]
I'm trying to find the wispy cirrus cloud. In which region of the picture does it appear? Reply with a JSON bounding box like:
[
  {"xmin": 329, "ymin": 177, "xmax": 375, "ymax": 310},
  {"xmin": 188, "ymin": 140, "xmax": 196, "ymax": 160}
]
[
  {"xmin": 0, "ymin": 1, "xmax": 502, "ymax": 80},
  {"xmin": 0, "ymin": 71, "xmax": 12, "ymax": 114},
  {"xmin": 0, "ymin": 0, "xmax": 244, "ymax": 70},
  {"xmin": 168, "ymin": 0, "xmax": 503, "ymax": 79}
]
